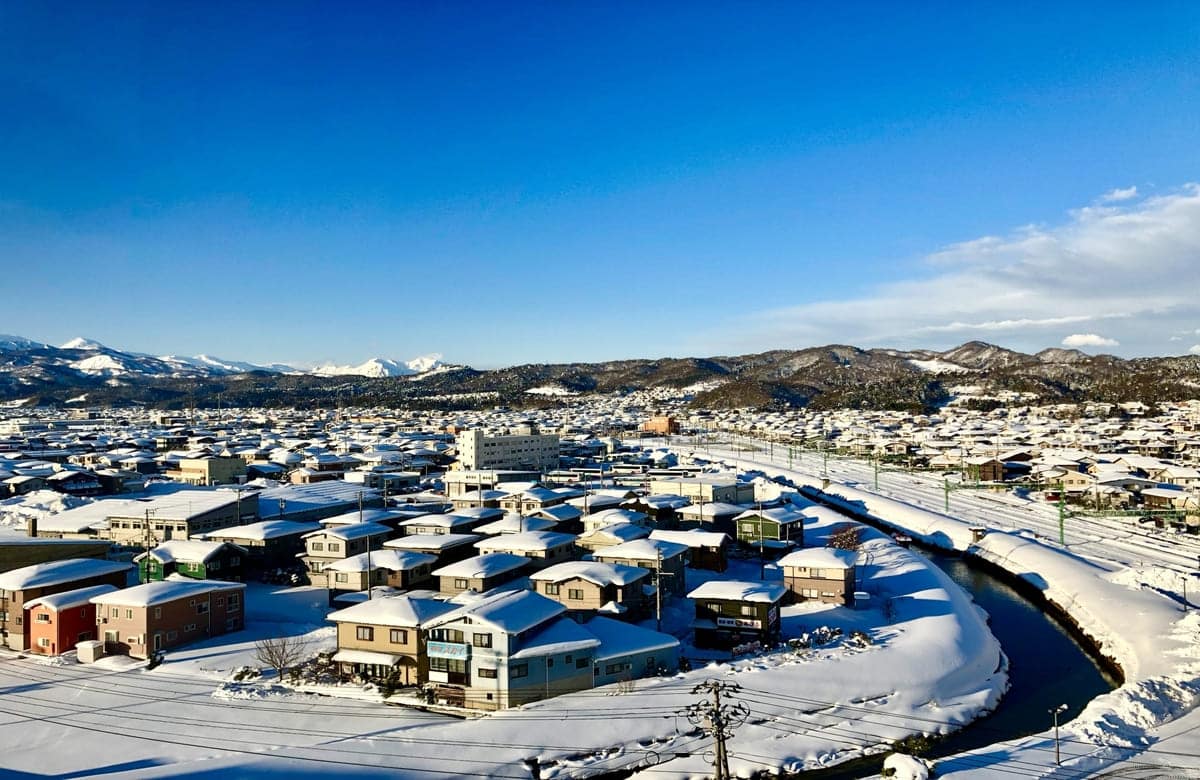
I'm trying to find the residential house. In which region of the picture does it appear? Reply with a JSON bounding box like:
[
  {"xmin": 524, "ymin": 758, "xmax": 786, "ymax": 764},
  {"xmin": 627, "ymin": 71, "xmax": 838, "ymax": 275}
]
[
  {"xmin": 136, "ymin": 540, "xmax": 246, "ymax": 583},
  {"xmin": 384, "ymin": 533, "xmax": 482, "ymax": 567},
  {"xmin": 779, "ymin": 547, "xmax": 858, "ymax": 606},
  {"xmin": 422, "ymin": 589, "xmax": 597, "ymax": 710},
  {"xmin": 733, "ymin": 506, "xmax": 808, "ymax": 551},
  {"xmin": 324, "ymin": 549, "xmax": 438, "ymax": 601},
  {"xmin": 586, "ymin": 615, "xmax": 680, "ymax": 686},
  {"xmin": 432, "ymin": 553, "xmax": 531, "ymax": 596},
  {"xmin": 497, "ymin": 487, "xmax": 567, "ymax": 515},
  {"xmin": 399, "ymin": 510, "xmax": 500, "ymax": 536},
  {"xmin": 648, "ymin": 529, "xmax": 729, "ymax": 572},
  {"xmin": 529, "ymin": 561, "xmax": 650, "ymax": 619},
  {"xmin": 594, "ymin": 538, "xmax": 688, "ymax": 597},
  {"xmin": 474, "ymin": 531, "xmax": 577, "ymax": 571},
  {"xmin": 473, "ymin": 513, "xmax": 558, "ymax": 536},
  {"xmin": 649, "ymin": 475, "xmax": 755, "ymax": 505},
  {"xmin": 301, "ymin": 523, "xmax": 392, "ymax": 587},
  {"xmin": 195, "ymin": 520, "xmax": 322, "ymax": 569},
  {"xmin": 327, "ymin": 595, "xmax": 455, "ymax": 685},
  {"xmin": 45, "ymin": 469, "xmax": 104, "ymax": 498},
  {"xmin": 24, "ymin": 584, "xmax": 118, "ymax": 656},
  {"xmin": 575, "ymin": 522, "xmax": 650, "ymax": 553},
  {"xmin": 687, "ymin": 580, "xmax": 786, "ymax": 650},
  {"xmin": 90, "ymin": 578, "xmax": 245, "ymax": 659},
  {"xmin": 0, "ymin": 558, "xmax": 132, "ymax": 651},
  {"xmin": 582, "ymin": 508, "xmax": 653, "ymax": 534}
]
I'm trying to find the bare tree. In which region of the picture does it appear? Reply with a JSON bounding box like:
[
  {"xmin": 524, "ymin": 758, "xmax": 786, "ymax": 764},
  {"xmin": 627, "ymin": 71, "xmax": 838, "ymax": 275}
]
[
  {"xmin": 827, "ymin": 522, "xmax": 863, "ymax": 551},
  {"xmin": 254, "ymin": 634, "xmax": 311, "ymax": 681}
]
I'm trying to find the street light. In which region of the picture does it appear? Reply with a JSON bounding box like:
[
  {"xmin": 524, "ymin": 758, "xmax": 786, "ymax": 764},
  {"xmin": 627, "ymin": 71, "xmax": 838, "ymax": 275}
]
[{"xmin": 1051, "ymin": 703, "xmax": 1068, "ymax": 765}]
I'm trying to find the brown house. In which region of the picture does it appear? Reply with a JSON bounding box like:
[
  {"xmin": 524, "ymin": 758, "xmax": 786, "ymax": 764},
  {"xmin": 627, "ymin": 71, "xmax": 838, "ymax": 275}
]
[
  {"xmin": 529, "ymin": 561, "xmax": 650, "ymax": 619},
  {"xmin": 778, "ymin": 547, "xmax": 858, "ymax": 606},
  {"xmin": 90, "ymin": 578, "xmax": 245, "ymax": 659},
  {"xmin": 431, "ymin": 553, "xmax": 530, "ymax": 596},
  {"xmin": 594, "ymin": 538, "xmax": 688, "ymax": 596},
  {"xmin": 327, "ymin": 595, "xmax": 455, "ymax": 685},
  {"xmin": 0, "ymin": 558, "xmax": 132, "ymax": 651},
  {"xmin": 687, "ymin": 580, "xmax": 786, "ymax": 649}
]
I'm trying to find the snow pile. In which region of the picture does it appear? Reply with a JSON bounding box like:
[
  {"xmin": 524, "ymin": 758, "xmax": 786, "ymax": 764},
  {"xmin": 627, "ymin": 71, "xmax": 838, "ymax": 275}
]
[
  {"xmin": 525, "ymin": 385, "xmax": 580, "ymax": 397},
  {"xmin": 0, "ymin": 489, "xmax": 92, "ymax": 529},
  {"xmin": 883, "ymin": 753, "xmax": 931, "ymax": 779}
]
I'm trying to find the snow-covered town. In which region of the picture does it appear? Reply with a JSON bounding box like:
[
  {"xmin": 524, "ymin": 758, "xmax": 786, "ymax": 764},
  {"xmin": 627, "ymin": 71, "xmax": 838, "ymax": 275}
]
[
  {"xmin": 0, "ymin": 394, "xmax": 1197, "ymax": 779},
  {"xmin": 6, "ymin": 5, "xmax": 1200, "ymax": 779}
]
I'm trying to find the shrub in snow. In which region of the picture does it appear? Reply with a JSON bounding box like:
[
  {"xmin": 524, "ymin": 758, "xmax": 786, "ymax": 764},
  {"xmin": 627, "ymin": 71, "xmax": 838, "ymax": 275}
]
[
  {"xmin": 881, "ymin": 752, "xmax": 931, "ymax": 779},
  {"xmin": 847, "ymin": 629, "xmax": 873, "ymax": 647}
]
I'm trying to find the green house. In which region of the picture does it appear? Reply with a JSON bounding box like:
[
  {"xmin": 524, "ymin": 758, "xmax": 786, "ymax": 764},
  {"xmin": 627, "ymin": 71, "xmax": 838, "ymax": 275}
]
[
  {"xmin": 136, "ymin": 540, "xmax": 246, "ymax": 583},
  {"xmin": 733, "ymin": 506, "xmax": 808, "ymax": 549}
]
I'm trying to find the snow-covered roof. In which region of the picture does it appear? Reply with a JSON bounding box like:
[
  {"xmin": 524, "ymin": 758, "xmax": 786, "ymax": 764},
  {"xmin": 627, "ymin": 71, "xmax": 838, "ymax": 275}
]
[
  {"xmin": 510, "ymin": 615, "xmax": 600, "ymax": 660},
  {"xmin": 677, "ymin": 501, "xmax": 745, "ymax": 518},
  {"xmin": 531, "ymin": 504, "xmax": 583, "ymax": 522},
  {"xmin": 447, "ymin": 506, "xmax": 506, "ymax": 520},
  {"xmin": 428, "ymin": 588, "xmax": 565, "ymax": 634},
  {"xmin": 649, "ymin": 529, "xmax": 729, "ymax": 548},
  {"xmin": 319, "ymin": 508, "xmax": 404, "ymax": 527},
  {"xmin": 586, "ymin": 615, "xmax": 680, "ymax": 661},
  {"xmin": 384, "ymin": 533, "xmax": 481, "ymax": 552},
  {"xmin": 24, "ymin": 584, "xmax": 119, "ymax": 611},
  {"xmin": 578, "ymin": 522, "xmax": 650, "ymax": 543},
  {"xmin": 733, "ymin": 506, "xmax": 809, "ymax": 525},
  {"xmin": 475, "ymin": 531, "xmax": 577, "ymax": 553},
  {"xmin": 399, "ymin": 513, "xmax": 480, "ymax": 530},
  {"xmin": 324, "ymin": 549, "xmax": 437, "ymax": 573},
  {"xmin": 529, "ymin": 560, "xmax": 649, "ymax": 587},
  {"xmin": 196, "ymin": 519, "xmax": 322, "ymax": 541},
  {"xmin": 327, "ymin": 594, "xmax": 453, "ymax": 627},
  {"xmin": 595, "ymin": 538, "xmax": 688, "ymax": 561},
  {"xmin": 304, "ymin": 522, "xmax": 392, "ymax": 541},
  {"xmin": 473, "ymin": 514, "xmax": 557, "ymax": 535},
  {"xmin": 687, "ymin": 580, "xmax": 787, "ymax": 603},
  {"xmin": 0, "ymin": 558, "xmax": 132, "ymax": 591},
  {"xmin": 139, "ymin": 540, "xmax": 242, "ymax": 565},
  {"xmin": 432, "ymin": 553, "xmax": 529, "ymax": 579},
  {"xmin": 91, "ymin": 578, "xmax": 243, "ymax": 607},
  {"xmin": 778, "ymin": 547, "xmax": 858, "ymax": 570}
]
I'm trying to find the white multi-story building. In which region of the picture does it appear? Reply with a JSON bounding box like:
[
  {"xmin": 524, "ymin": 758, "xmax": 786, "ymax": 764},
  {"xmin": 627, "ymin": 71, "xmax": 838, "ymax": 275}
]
[{"xmin": 455, "ymin": 425, "xmax": 559, "ymax": 472}]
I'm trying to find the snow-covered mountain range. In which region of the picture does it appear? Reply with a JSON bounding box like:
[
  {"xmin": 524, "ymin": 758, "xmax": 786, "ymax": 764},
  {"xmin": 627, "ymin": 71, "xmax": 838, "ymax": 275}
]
[{"xmin": 0, "ymin": 334, "xmax": 450, "ymax": 381}]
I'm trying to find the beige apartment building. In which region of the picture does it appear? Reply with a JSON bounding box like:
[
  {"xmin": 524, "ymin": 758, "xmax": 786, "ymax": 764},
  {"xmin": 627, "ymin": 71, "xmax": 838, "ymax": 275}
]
[{"xmin": 455, "ymin": 427, "xmax": 559, "ymax": 472}]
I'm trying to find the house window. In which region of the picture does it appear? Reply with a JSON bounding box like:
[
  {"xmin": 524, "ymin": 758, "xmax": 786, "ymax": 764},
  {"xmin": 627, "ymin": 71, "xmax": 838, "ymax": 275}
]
[
  {"xmin": 125, "ymin": 609, "xmax": 134, "ymax": 620},
  {"xmin": 311, "ymin": 542, "xmax": 324, "ymax": 551},
  {"xmin": 37, "ymin": 637, "xmax": 50, "ymax": 648},
  {"xmin": 454, "ymin": 578, "xmax": 469, "ymax": 590},
  {"xmin": 430, "ymin": 628, "xmax": 464, "ymax": 643},
  {"xmin": 472, "ymin": 633, "xmax": 492, "ymax": 648},
  {"xmin": 356, "ymin": 626, "xmax": 374, "ymax": 641},
  {"xmin": 166, "ymin": 630, "xmax": 178, "ymax": 641},
  {"xmin": 740, "ymin": 605, "xmax": 756, "ymax": 617},
  {"xmin": 429, "ymin": 657, "xmax": 466, "ymax": 674},
  {"xmin": 510, "ymin": 663, "xmax": 529, "ymax": 679},
  {"xmin": 216, "ymin": 598, "xmax": 224, "ymax": 607},
  {"xmin": 111, "ymin": 607, "xmax": 119, "ymax": 618},
  {"xmin": 153, "ymin": 607, "xmax": 162, "ymax": 619},
  {"xmin": 478, "ymin": 667, "xmax": 497, "ymax": 678},
  {"xmin": 208, "ymin": 560, "xmax": 220, "ymax": 571},
  {"xmin": 184, "ymin": 623, "xmax": 197, "ymax": 632},
  {"xmin": 576, "ymin": 657, "xmax": 589, "ymax": 669},
  {"xmin": 389, "ymin": 629, "xmax": 408, "ymax": 644},
  {"xmin": 335, "ymin": 573, "xmax": 348, "ymax": 583},
  {"xmin": 197, "ymin": 602, "xmax": 210, "ymax": 615},
  {"xmin": 34, "ymin": 613, "xmax": 50, "ymax": 623},
  {"xmin": 227, "ymin": 593, "xmax": 241, "ymax": 611},
  {"xmin": 543, "ymin": 583, "xmax": 560, "ymax": 595},
  {"xmin": 328, "ymin": 543, "xmax": 340, "ymax": 552},
  {"xmin": 706, "ymin": 602, "xmax": 722, "ymax": 613},
  {"xmin": 568, "ymin": 589, "xmax": 584, "ymax": 600}
]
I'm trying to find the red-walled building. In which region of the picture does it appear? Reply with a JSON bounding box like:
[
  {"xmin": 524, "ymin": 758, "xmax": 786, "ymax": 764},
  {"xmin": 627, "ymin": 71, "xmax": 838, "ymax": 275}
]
[{"xmin": 24, "ymin": 584, "xmax": 119, "ymax": 656}]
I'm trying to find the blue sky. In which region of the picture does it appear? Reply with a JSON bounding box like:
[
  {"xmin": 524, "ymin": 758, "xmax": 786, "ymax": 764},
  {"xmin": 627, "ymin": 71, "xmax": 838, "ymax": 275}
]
[{"xmin": 2, "ymin": 2, "xmax": 1199, "ymax": 368}]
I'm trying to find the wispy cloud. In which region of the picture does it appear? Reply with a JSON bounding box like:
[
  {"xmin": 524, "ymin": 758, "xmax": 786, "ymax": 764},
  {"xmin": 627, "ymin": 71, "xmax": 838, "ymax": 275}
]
[
  {"xmin": 1100, "ymin": 186, "xmax": 1139, "ymax": 203},
  {"xmin": 1062, "ymin": 333, "xmax": 1119, "ymax": 348},
  {"xmin": 716, "ymin": 184, "xmax": 1200, "ymax": 357}
]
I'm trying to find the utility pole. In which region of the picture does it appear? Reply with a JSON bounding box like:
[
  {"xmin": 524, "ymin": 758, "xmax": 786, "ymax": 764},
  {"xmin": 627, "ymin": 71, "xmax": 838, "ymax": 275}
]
[
  {"xmin": 654, "ymin": 546, "xmax": 674, "ymax": 633},
  {"xmin": 681, "ymin": 680, "xmax": 749, "ymax": 780}
]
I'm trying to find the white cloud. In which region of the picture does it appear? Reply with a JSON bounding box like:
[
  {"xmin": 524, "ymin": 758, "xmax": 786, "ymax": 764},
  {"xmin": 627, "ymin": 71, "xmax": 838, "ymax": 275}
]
[
  {"xmin": 1062, "ymin": 333, "xmax": 1119, "ymax": 348},
  {"xmin": 1190, "ymin": 345, "xmax": 1200, "ymax": 356},
  {"xmin": 1100, "ymin": 186, "xmax": 1139, "ymax": 203},
  {"xmin": 714, "ymin": 184, "xmax": 1200, "ymax": 357}
]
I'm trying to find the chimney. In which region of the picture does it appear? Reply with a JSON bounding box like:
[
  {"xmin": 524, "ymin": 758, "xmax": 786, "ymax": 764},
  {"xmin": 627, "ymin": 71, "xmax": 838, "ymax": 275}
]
[{"xmin": 27, "ymin": 516, "xmax": 38, "ymax": 538}]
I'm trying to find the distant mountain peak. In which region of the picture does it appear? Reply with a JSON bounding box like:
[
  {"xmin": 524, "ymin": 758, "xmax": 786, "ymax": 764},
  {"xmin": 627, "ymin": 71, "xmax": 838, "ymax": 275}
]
[
  {"xmin": 310, "ymin": 354, "xmax": 446, "ymax": 378},
  {"xmin": 0, "ymin": 334, "xmax": 46, "ymax": 350},
  {"xmin": 60, "ymin": 336, "xmax": 107, "ymax": 351}
]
